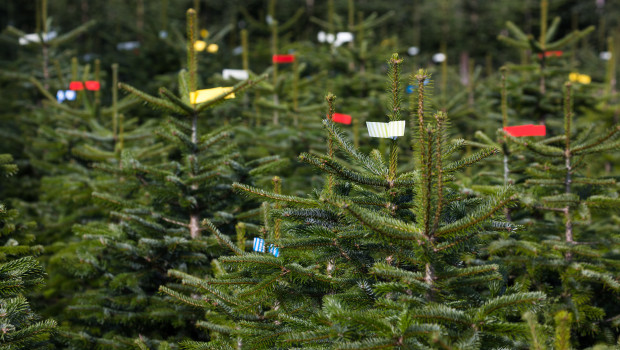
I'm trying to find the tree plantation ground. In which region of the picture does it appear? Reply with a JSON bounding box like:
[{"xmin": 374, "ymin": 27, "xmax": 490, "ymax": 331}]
[{"xmin": 0, "ymin": 1, "xmax": 619, "ymax": 349}]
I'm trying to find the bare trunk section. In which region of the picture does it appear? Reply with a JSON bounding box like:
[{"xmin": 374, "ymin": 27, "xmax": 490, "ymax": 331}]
[
  {"xmin": 189, "ymin": 215, "xmax": 200, "ymax": 239},
  {"xmin": 424, "ymin": 263, "xmax": 435, "ymax": 301}
]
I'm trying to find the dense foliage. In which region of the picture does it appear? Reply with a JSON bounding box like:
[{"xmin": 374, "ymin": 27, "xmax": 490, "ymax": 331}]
[{"xmin": 0, "ymin": 0, "xmax": 618, "ymax": 349}]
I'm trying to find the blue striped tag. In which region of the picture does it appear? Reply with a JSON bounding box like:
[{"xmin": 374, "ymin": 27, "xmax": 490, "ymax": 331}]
[
  {"xmin": 253, "ymin": 237, "xmax": 265, "ymax": 252},
  {"xmin": 268, "ymin": 245, "xmax": 280, "ymax": 257}
]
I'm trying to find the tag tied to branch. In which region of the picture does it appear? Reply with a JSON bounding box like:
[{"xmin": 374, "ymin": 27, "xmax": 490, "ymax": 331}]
[
  {"xmin": 56, "ymin": 90, "xmax": 76, "ymax": 103},
  {"xmin": 273, "ymin": 54, "xmax": 295, "ymax": 64},
  {"xmin": 190, "ymin": 87, "xmax": 235, "ymax": 104},
  {"xmin": 367, "ymin": 121, "xmax": 406, "ymax": 139},
  {"xmin": 503, "ymin": 124, "xmax": 546, "ymax": 137},
  {"xmin": 253, "ymin": 237, "xmax": 279, "ymax": 257},
  {"xmin": 332, "ymin": 113, "xmax": 352, "ymax": 125},
  {"xmin": 69, "ymin": 81, "xmax": 100, "ymax": 91}
]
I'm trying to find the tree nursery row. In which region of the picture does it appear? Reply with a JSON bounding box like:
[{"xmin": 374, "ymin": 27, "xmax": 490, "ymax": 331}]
[{"xmin": 0, "ymin": 0, "xmax": 618, "ymax": 349}]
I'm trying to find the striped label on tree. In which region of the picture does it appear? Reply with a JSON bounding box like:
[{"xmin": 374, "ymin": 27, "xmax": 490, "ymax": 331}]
[
  {"xmin": 253, "ymin": 237, "xmax": 265, "ymax": 253},
  {"xmin": 366, "ymin": 121, "xmax": 406, "ymax": 139},
  {"xmin": 268, "ymin": 245, "xmax": 279, "ymax": 257}
]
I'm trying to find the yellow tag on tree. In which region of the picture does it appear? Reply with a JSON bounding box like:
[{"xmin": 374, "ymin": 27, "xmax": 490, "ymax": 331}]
[
  {"xmin": 190, "ymin": 87, "xmax": 235, "ymax": 104},
  {"xmin": 194, "ymin": 40, "xmax": 207, "ymax": 51},
  {"xmin": 207, "ymin": 44, "xmax": 219, "ymax": 53}
]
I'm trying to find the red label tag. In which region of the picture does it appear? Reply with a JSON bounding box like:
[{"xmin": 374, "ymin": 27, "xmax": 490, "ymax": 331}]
[
  {"xmin": 69, "ymin": 81, "xmax": 100, "ymax": 91},
  {"xmin": 504, "ymin": 125, "xmax": 546, "ymax": 137},
  {"xmin": 69, "ymin": 81, "xmax": 84, "ymax": 90},
  {"xmin": 537, "ymin": 50, "xmax": 563, "ymax": 59},
  {"xmin": 332, "ymin": 113, "xmax": 352, "ymax": 125},
  {"xmin": 272, "ymin": 54, "xmax": 295, "ymax": 63},
  {"xmin": 85, "ymin": 81, "xmax": 100, "ymax": 91}
]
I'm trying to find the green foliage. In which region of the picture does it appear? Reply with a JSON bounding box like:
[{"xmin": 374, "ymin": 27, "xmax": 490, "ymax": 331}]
[
  {"xmin": 53, "ymin": 9, "xmax": 286, "ymax": 349},
  {"xmin": 0, "ymin": 155, "xmax": 55, "ymax": 349},
  {"xmin": 163, "ymin": 54, "xmax": 546, "ymax": 349}
]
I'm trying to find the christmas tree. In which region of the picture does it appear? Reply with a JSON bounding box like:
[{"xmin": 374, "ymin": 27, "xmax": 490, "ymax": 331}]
[
  {"xmin": 163, "ymin": 54, "xmax": 545, "ymax": 349},
  {"xmin": 488, "ymin": 82, "xmax": 620, "ymax": 346},
  {"xmin": 56, "ymin": 9, "xmax": 283, "ymax": 349}
]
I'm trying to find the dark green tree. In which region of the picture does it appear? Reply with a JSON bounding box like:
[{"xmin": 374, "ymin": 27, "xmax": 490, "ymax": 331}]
[
  {"xmin": 56, "ymin": 9, "xmax": 284, "ymax": 349},
  {"xmin": 163, "ymin": 54, "xmax": 545, "ymax": 349},
  {"xmin": 488, "ymin": 82, "xmax": 620, "ymax": 347},
  {"xmin": 0, "ymin": 154, "xmax": 56, "ymax": 349}
]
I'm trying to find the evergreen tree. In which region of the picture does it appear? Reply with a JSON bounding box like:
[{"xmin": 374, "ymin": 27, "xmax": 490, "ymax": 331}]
[
  {"xmin": 488, "ymin": 82, "xmax": 620, "ymax": 346},
  {"xmin": 56, "ymin": 9, "xmax": 284, "ymax": 349},
  {"xmin": 163, "ymin": 54, "xmax": 545, "ymax": 349},
  {"xmin": 0, "ymin": 154, "xmax": 56, "ymax": 349}
]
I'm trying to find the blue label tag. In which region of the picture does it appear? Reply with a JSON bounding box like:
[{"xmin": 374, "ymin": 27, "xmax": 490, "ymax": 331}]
[
  {"xmin": 268, "ymin": 245, "xmax": 279, "ymax": 257},
  {"xmin": 253, "ymin": 237, "xmax": 265, "ymax": 253}
]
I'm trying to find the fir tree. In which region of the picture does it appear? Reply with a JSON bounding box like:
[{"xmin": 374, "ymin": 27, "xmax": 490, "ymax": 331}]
[
  {"xmin": 0, "ymin": 154, "xmax": 56, "ymax": 349},
  {"xmin": 489, "ymin": 82, "xmax": 620, "ymax": 346},
  {"xmin": 163, "ymin": 54, "xmax": 545, "ymax": 349},
  {"xmin": 56, "ymin": 9, "xmax": 284, "ymax": 349}
]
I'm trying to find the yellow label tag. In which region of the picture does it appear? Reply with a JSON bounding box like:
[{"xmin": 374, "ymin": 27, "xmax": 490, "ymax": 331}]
[
  {"xmin": 194, "ymin": 40, "xmax": 207, "ymax": 51},
  {"xmin": 577, "ymin": 74, "xmax": 591, "ymax": 84},
  {"xmin": 207, "ymin": 43, "xmax": 219, "ymax": 53},
  {"xmin": 568, "ymin": 72, "xmax": 579, "ymax": 82},
  {"xmin": 569, "ymin": 72, "xmax": 591, "ymax": 84},
  {"xmin": 190, "ymin": 87, "xmax": 235, "ymax": 104},
  {"xmin": 200, "ymin": 29, "xmax": 209, "ymax": 38}
]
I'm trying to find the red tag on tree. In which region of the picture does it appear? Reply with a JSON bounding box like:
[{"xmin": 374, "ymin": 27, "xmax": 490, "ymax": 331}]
[
  {"xmin": 69, "ymin": 81, "xmax": 100, "ymax": 91},
  {"xmin": 537, "ymin": 51, "xmax": 563, "ymax": 59},
  {"xmin": 332, "ymin": 113, "xmax": 352, "ymax": 125},
  {"xmin": 69, "ymin": 81, "xmax": 84, "ymax": 90},
  {"xmin": 272, "ymin": 54, "xmax": 295, "ymax": 63},
  {"xmin": 85, "ymin": 81, "xmax": 100, "ymax": 91},
  {"xmin": 503, "ymin": 125, "xmax": 546, "ymax": 137}
]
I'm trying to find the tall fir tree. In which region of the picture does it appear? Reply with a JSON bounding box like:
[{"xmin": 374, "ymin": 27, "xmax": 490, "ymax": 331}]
[
  {"xmin": 56, "ymin": 9, "xmax": 284, "ymax": 349},
  {"xmin": 163, "ymin": 54, "xmax": 546, "ymax": 349}
]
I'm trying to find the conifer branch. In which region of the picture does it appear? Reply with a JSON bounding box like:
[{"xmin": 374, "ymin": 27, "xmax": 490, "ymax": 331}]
[
  {"xmin": 322, "ymin": 119, "xmax": 386, "ymax": 176},
  {"xmin": 571, "ymin": 125, "xmax": 620, "ymax": 153},
  {"xmin": 475, "ymin": 292, "xmax": 545, "ymax": 319},
  {"xmin": 505, "ymin": 135, "xmax": 564, "ymax": 156},
  {"xmin": 444, "ymin": 147, "xmax": 499, "ymax": 172},
  {"xmin": 233, "ymin": 183, "xmax": 317, "ymax": 206},
  {"xmin": 334, "ymin": 199, "xmax": 427, "ymax": 242},
  {"xmin": 159, "ymin": 87, "xmax": 194, "ymax": 114},
  {"xmin": 201, "ymin": 218, "xmax": 243, "ymax": 256},
  {"xmin": 436, "ymin": 194, "xmax": 514, "ymax": 237},
  {"xmin": 299, "ymin": 153, "xmax": 394, "ymax": 188},
  {"xmin": 119, "ymin": 82, "xmax": 186, "ymax": 114}
]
